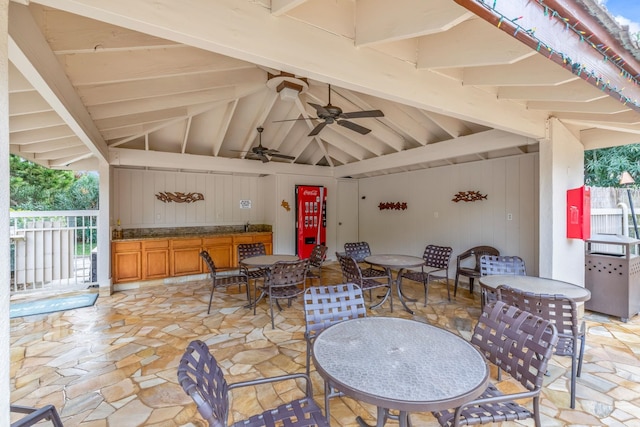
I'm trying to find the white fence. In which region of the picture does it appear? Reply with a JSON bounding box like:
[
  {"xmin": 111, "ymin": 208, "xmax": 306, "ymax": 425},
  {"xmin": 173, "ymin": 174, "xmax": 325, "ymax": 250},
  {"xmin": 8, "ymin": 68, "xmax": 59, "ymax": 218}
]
[{"xmin": 10, "ymin": 210, "xmax": 98, "ymax": 293}]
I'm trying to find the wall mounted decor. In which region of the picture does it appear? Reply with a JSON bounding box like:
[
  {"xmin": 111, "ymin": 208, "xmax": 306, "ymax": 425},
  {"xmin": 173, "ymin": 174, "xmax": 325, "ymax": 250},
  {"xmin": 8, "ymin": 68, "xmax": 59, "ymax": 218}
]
[
  {"xmin": 155, "ymin": 192, "xmax": 204, "ymax": 203},
  {"xmin": 281, "ymin": 200, "xmax": 291, "ymax": 211},
  {"xmin": 378, "ymin": 202, "xmax": 408, "ymax": 210},
  {"xmin": 452, "ymin": 191, "xmax": 487, "ymax": 203}
]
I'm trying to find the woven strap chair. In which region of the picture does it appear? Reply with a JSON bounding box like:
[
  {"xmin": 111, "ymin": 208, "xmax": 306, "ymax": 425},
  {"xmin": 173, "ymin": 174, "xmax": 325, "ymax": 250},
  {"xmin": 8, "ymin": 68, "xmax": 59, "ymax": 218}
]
[
  {"xmin": 336, "ymin": 252, "xmax": 391, "ymax": 310},
  {"xmin": 400, "ymin": 244, "xmax": 453, "ymax": 304},
  {"xmin": 478, "ymin": 254, "xmax": 526, "ymax": 308},
  {"xmin": 200, "ymin": 251, "xmax": 248, "ymax": 314},
  {"xmin": 256, "ymin": 258, "xmax": 309, "ymax": 329},
  {"xmin": 178, "ymin": 340, "xmax": 329, "ymax": 427},
  {"xmin": 237, "ymin": 243, "xmax": 268, "ymax": 303},
  {"xmin": 306, "ymin": 244, "xmax": 328, "ymax": 286},
  {"xmin": 432, "ymin": 301, "xmax": 559, "ymax": 427},
  {"xmin": 343, "ymin": 241, "xmax": 386, "ymax": 278},
  {"xmin": 454, "ymin": 245, "xmax": 499, "ymax": 297},
  {"xmin": 303, "ymin": 283, "xmax": 366, "ymax": 420},
  {"xmin": 497, "ymin": 284, "xmax": 585, "ymax": 409}
]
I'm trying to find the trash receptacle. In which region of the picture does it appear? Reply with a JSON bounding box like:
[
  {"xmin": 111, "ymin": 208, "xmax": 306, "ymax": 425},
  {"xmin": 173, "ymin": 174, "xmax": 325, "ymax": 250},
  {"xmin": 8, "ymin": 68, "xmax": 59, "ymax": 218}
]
[{"xmin": 585, "ymin": 233, "xmax": 640, "ymax": 322}]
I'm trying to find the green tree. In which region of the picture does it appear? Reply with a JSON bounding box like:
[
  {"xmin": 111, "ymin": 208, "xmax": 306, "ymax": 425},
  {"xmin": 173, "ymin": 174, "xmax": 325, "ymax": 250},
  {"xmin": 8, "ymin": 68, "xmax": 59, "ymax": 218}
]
[
  {"xmin": 10, "ymin": 154, "xmax": 98, "ymax": 210},
  {"xmin": 584, "ymin": 144, "xmax": 640, "ymax": 187}
]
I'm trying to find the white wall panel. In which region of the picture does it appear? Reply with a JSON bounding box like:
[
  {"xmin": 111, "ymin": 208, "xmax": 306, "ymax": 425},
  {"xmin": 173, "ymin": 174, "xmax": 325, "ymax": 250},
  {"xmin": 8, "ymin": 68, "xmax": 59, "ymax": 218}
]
[
  {"xmin": 113, "ymin": 168, "xmax": 265, "ymax": 228},
  {"xmin": 358, "ymin": 153, "xmax": 539, "ymax": 278}
]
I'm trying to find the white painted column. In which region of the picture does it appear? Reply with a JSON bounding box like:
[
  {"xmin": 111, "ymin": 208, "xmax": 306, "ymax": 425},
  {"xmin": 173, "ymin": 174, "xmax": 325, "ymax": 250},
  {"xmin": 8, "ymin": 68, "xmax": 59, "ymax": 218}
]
[
  {"xmin": 0, "ymin": 0, "xmax": 10, "ymax": 422},
  {"xmin": 539, "ymin": 118, "xmax": 586, "ymax": 285},
  {"xmin": 98, "ymin": 161, "xmax": 113, "ymax": 295}
]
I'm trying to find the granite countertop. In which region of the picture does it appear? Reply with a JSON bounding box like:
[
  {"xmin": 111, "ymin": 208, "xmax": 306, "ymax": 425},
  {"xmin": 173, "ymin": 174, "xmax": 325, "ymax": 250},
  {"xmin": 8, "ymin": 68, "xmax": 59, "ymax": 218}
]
[{"xmin": 113, "ymin": 225, "xmax": 272, "ymax": 241}]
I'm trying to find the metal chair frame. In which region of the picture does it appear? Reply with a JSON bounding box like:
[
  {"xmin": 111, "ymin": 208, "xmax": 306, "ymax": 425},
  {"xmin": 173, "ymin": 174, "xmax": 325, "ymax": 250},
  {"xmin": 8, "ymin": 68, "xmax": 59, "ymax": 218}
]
[
  {"xmin": 454, "ymin": 245, "xmax": 499, "ymax": 297},
  {"xmin": 336, "ymin": 252, "xmax": 391, "ymax": 310},
  {"xmin": 303, "ymin": 283, "xmax": 366, "ymax": 420},
  {"xmin": 255, "ymin": 258, "xmax": 310, "ymax": 329},
  {"xmin": 11, "ymin": 405, "xmax": 64, "ymax": 427},
  {"xmin": 178, "ymin": 340, "xmax": 329, "ymax": 427},
  {"xmin": 306, "ymin": 244, "xmax": 328, "ymax": 286},
  {"xmin": 497, "ymin": 284, "xmax": 585, "ymax": 409},
  {"xmin": 200, "ymin": 250, "xmax": 248, "ymax": 314},
  {"xmin": 479, "ymin": 254, "xmax": 526, "ymax": 308},
  {"xmin": 432, "ymin": 301, "xmax": 559, "ymax": 427},
  {"xmin": 400, "ymin": 244, "xmax": 453, "ymax": 304}
]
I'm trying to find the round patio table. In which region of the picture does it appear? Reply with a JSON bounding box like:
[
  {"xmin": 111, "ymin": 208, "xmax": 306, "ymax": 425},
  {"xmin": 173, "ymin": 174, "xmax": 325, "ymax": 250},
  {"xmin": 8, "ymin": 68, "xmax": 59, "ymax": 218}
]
[
  {"xmin": 364, "ymin": 254, "xmax": 425, "ymax": 314},
  {"xmin": 478, "ymin": 275, "xmax": 591, "ymax": 302},
  {"xmin": 313, "ymin": 317, "xmax": 489, "ymax": 427}
]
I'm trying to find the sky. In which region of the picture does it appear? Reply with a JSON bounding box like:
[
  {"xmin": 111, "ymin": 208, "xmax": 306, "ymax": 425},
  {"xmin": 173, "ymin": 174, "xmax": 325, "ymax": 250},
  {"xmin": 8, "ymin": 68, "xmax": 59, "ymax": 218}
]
[{"xmin": 597, "ymin": 0, "xmax": 640, "ymax": 35}]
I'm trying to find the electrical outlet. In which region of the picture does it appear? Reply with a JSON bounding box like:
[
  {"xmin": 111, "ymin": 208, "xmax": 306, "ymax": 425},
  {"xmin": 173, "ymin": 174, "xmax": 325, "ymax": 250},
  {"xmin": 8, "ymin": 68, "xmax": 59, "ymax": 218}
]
[
  {"xmin": 434, "ymin": 211, "xmax": 439, "ymax": 218},
  {"xmin": 507, "ymin": 213, "xmax": 513, "ymax": 221}
]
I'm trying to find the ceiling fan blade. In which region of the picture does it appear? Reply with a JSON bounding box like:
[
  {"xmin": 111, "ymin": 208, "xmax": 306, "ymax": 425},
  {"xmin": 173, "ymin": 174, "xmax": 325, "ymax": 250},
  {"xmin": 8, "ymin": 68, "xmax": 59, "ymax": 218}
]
[
  {"xmin": 340, "ymin": 109, "xmax": 384, "ymax": 119},
  {"xmin": 270, "ymin": 153, "xmax": 295, "ymax": 160},
  {"xmin": 260, "ymin": 154, "xmax": 270, "ymax": 163},
  {"xmin": 272, "ymin": 117, "xmax": 311, "ymax": 123},
  {"xmin": 308, "ymin": 121, "xmax": 328, "ymax": 136},
  {"xmin": 308, "ymin": 102, "xmax": 330, "ymax": 117},
  {"xmin": 337, "ymin": 120, "xmax": 371, "ymax": 135}
]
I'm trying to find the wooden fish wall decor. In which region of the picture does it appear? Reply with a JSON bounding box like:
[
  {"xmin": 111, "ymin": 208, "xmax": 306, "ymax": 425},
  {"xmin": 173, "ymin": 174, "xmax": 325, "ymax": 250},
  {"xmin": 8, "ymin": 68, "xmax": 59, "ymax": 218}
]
[
  {"xmin": 378, "ymin": 202, "xmax": 408, "ymax": 210},
  {"xmin": 155, "ymin": 192, "xmax": 204, "ymax": 203},
  {"xmin": 452, "ymin": 191, "xmax": 487, "ymax": 203}
]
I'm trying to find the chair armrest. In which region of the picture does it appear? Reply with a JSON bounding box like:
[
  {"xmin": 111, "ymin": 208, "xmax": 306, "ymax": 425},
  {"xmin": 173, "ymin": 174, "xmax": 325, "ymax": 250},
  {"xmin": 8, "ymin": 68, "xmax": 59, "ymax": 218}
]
[
  {"xmin": 229, "ymin": 372, "xmax": 314, "ymax": 398},
  {"xmin": 11, "ymin": 404, "xmax": 64, "ymax": 427},
  {"xmin": 456, "ymin": 250, "xmax": 473, "ymax": 267}
]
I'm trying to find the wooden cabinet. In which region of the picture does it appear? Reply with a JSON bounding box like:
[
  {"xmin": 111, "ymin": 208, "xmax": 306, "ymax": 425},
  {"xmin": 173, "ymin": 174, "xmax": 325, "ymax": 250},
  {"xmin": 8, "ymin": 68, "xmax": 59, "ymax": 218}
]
[
  {"xmin": 171, "ymin": 238, "xmax": 203, "ymax": 277},
  {"xmin": 111, "ymin": 232, "xmax": 272, "ymax": 284},
  {"xmin": 202, "ymin": 236, "xmax": 233, "ymax": 270},
  {"xmin": 112, "ymin": 241, "xmax": 142, "ymax": 283},
  {"xmin": 232, "ymin": 233, "xmax": 273, "ymax": 267},
  {"xmin": 142, "ymin": 240, "xmax": 169, "ymax": 279}
]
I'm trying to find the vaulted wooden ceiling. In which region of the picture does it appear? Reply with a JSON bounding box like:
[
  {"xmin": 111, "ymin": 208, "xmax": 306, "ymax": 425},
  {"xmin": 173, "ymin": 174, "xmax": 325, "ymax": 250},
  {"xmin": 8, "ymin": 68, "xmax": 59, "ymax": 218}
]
[{"xmin": 8, "ymin": 0, "xmax": 640, "ymax": 178}]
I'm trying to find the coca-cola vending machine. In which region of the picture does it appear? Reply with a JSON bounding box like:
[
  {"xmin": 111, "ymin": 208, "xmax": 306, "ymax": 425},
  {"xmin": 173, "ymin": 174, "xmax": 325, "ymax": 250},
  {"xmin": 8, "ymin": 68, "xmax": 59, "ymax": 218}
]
[{"xmin": 295, "ymin": 185, "xmax": 327, "ymax": 259}]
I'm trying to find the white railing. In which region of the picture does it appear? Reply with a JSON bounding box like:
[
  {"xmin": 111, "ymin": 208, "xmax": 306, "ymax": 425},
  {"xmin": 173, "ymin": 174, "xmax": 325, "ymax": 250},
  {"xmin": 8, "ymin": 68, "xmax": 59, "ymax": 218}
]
[{"xmin": 10, "ymin": 210, "xmax": 98, "ymax": 294}]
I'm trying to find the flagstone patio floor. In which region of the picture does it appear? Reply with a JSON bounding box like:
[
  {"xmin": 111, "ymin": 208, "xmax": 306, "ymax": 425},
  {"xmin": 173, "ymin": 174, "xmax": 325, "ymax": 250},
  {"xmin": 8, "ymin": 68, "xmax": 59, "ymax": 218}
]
[{"xmin": 10, "ymin": 262, "xmax": 640, "ymax": 426}]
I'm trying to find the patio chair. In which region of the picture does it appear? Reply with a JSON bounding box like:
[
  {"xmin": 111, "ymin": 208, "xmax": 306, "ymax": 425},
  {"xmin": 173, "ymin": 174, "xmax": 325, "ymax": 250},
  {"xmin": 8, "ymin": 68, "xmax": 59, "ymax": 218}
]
[
  {"xmin": 479, "ymin": 254, "xmax": 526, "ymax": 308},
  {"xmin": 306, "ymin": 244, "xmax": 328, "ymax": 286},
  {"xmin": 497, "ymin": 285, "xmax": 585, "ymax": 409},
  {"xmin": 237, "ymin": 242, "xmax": 267, "ymax": 303},
  {"xmin": 255, "ymin": 258, "xmax": 309, "ymax": 329},
  {"xmin": 432, "ymin": 300, "xmax": 559, "ymax": 427},
  {"xmin": 343, "ymin": 241, "xmax": 386, "ymax": 278},
  {"xmin": 200, "ymin": 250, "xmax": 248, "ymax": 314},
  {"xmin": 178, "ymin": 339, "xmax": 329, "ymax": 427},
  {"xmin": 454, "ymin": 245, "xmax": 499, "ymax": 297},
  {"xmin": 303, "ymin": 283, "xmax": 366, "ymax": 420},
  {"xmin": 336, "ymin": 252, "xmax": 391, "ymax": 310},
  {"xmin": 11, "ymin": 405, "xmax": 64, "ymax": 427},
  {"xmin": 400, "ymin": 244, "xmax": 453, "ymax": 304}
]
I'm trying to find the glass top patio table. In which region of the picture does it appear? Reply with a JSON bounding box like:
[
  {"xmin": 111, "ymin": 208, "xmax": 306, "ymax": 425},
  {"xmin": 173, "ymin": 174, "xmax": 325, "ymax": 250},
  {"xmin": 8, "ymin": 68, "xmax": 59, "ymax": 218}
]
[
  {"xmin": 478, "ymin": 275, "xmax": 591, "ymax": 302},
  {"xmin": 312, "ymin": 316, "xmax": 489, "ymax": 427},
  {"xmin": 240, "ymin": 254, "xmax": 299, "ymax": 267}
]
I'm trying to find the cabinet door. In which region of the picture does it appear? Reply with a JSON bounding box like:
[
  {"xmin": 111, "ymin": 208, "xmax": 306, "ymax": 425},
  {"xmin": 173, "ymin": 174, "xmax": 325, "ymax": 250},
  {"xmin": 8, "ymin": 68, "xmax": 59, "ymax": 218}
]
[
  {"xmin": 254, "ymin": 233, "xmax": 273, "ymax": 255},
  {"xmin": 171, "ymin": 238, "xmax": 203, "ymax": 276},
  {"xmin": 112, "ymin": 242, "xmax": 142, "ymax": 283},
  {"xmin": 143, "ymin": 240, "xmax": 169, "ymax": 279},
  {"xmin": 203, "ymin": 236, "xmax": 233, "ymax": 269}
]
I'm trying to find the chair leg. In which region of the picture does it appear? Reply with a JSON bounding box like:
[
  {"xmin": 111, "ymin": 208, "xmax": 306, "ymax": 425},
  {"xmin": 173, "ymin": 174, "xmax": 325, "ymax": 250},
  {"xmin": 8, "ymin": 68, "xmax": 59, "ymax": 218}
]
[
  {"xmin": 577, "ymin": 335, "xmax": 586, "ymax": 377},
  {"xmin": 469, "ymin": 277, "xmax": 474, "ymax": 295},
  {"xmin": 269, "ymin": 294, "xmax": 275, "ymax": 329},
  {"xmin": 324, "ymin": 380, "xmax": 332, "ymax": 422},
  {"xmin": 207, "ymin": 283, "xmax": 215, "ymax": 314},
  {"xmin": 454, "ymin": 274, "xmax": 459, "ymax": 297},
  {"xmin": 423, "ymin": 279, "xmax": 428, "ymax": 307},
  {"xmin": 570, "ymin": 353, "xmax": 577, "ymax": 409}
]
